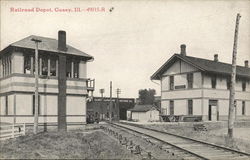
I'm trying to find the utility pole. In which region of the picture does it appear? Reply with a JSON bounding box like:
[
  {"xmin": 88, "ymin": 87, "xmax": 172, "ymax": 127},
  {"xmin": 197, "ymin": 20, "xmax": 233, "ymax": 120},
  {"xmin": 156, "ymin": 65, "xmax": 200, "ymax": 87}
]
[
  {"xmin": 228, "ymin": 13, "xmax": 241, "ymax": 138},
  {"xmin": 109, "ymin": 81, "xmax": 112, "ymax": 122},
  {"xmin": 100, "ymin": 89, "xmax": 105, "ymax": 120},
  {"xmin": 116, "ymin": 88, "xmax": 121, "ymax": 121},
  {"xmin": 31, "ymin": 38, "xmax": 42, "ymax": 134}
]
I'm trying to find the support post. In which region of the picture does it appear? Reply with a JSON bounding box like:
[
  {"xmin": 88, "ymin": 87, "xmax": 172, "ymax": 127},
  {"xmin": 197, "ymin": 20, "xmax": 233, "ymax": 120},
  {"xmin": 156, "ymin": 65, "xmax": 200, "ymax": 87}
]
[
  {"xmin": 100, "ymin": 89, "xmax": 105, "ymax": 120},
  {"xmin": 58, "ymin": 54, "xmax": 67, "ymax": 132},
  {"xmin": 228, "ymin": 13, "xmax": 241, "ymax": 139},
  {"xmin": 109, "ymin": 81, "xmax": 112, "ymax": 122},
  {"xmin": 116, "ymin": 88, "xmax": 121, "ymax": 121},
  {"xmin": 31, "ymin": 38, "xmax": 41, "ymax": 134},
  {"xmin": 12, "ymin": 123, "xmax": 14, "ymax": 138}
]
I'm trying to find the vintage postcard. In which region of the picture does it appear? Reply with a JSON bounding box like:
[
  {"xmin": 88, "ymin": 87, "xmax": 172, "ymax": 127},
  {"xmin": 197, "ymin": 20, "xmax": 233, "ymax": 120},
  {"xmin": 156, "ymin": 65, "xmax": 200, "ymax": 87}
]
[{"xmin": 0, "ymin": 0, "xmax": 250, "ymax": 159}]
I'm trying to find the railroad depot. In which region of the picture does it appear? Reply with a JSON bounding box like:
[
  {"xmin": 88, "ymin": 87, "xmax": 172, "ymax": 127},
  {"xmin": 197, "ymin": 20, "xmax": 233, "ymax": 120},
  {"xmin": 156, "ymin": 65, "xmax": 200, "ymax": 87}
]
[
  {"xmin": 151, "ymin": 44, "xmax": 250, "ymax": 121},
  {"xmin": 0, "ymin": 31, "xmax": 94, "ymax": 126}
]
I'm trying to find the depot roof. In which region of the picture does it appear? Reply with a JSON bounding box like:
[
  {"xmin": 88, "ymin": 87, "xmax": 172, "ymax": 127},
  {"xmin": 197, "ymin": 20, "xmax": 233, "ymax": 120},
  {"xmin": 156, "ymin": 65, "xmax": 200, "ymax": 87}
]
[
  {"xmin": 0, "ymin": 35, "xmax": 93, "ymax": 60},
  {"xmin": 151, "ymin": 54, "xmax": 250, "ymax": 80}
]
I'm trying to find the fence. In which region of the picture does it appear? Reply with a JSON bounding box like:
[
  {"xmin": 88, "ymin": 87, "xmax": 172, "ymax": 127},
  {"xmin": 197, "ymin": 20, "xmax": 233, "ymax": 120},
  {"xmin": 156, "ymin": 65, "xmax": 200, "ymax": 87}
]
[{"xmin": 0, "ymin": 123, "xmax": 26, "ymax": 140}]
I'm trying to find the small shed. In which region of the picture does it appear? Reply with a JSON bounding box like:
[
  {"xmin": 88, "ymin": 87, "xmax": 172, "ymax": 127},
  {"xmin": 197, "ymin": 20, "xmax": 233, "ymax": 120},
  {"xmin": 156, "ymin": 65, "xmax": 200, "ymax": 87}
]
[{"xmin": 127, "ymin": 104, "xmax": 160, "ymax": 122}]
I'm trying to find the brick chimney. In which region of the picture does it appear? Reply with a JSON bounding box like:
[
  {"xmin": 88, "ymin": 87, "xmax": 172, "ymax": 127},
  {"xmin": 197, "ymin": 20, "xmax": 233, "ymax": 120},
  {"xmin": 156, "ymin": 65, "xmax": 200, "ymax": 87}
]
[
  {"xmin": 58, "ymin": 30, "xmax": 67, "ymax": 51},
  {"xmin": 180, "ymin": 44, "xmax": 186, "ymax": 56},
  {"xmin": 214, "ymin": 54, "xmax": 218, "ymax": 62},
  {"xmin": 245, "ymin": 60, "xmax": 249, "ymax": 67}
]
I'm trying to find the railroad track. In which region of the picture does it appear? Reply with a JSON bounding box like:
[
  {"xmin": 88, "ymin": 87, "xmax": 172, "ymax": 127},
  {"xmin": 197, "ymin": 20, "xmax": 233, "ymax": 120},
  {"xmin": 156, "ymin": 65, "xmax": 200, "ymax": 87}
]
[{"xmin": 109, "ymin": 122, "xmax": 250, "ymax": 160}]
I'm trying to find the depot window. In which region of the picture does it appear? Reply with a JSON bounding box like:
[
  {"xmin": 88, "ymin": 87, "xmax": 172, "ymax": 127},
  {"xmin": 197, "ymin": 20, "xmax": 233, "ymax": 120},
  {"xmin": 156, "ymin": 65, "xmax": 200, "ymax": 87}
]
[
  {"xmin": 227, "ymin": 78, "xmax": 231, "ymax": 90},
  {"xmin": 169, "ymin": 76, "xmax": 174, "ymax": 90},
  {"xmin": 41, "ymin": 56, "xmax": 48, "ymax": 76},
  {"xmin": 188, "ymin": 100, "xmax": 193, "ymax": 115},
  {"xmin": 242, "ymin": 101, "xmax": 245, "ymax": 115},
  {"xmin": 211, "ymin": 75, "xmax": 217, "ymax": 89},
  {"xmin": 23, "ymin": 53, "xmax": 58, "ymax": 77},
  {"xmin": 50, "ymin": 57, "xmax": 57, "ymax": 76},
  {"xmin": 242, "ymin": 81, "xmax": 246, "ymax": 91},
  {"xmin": 66, "ymin": 57, "xmax": 80, "ymax": 78},
  {"xmin": 187, "ymin": 73, "xmax": 193, "ymax": 89},
  {"xmin": 5, "ymin": 96, "xmax": 8, "ymax": 115},
  {"xmin": 0, "ymin": 55, "xmax": 12, "ymax": 77},
  {"xmin": 24, "ymin": 55, "xmax": 32, "ymax": 74},
  {"xmin": 170, "ymin": 100, "xmax": 174, "ymax": 115}
]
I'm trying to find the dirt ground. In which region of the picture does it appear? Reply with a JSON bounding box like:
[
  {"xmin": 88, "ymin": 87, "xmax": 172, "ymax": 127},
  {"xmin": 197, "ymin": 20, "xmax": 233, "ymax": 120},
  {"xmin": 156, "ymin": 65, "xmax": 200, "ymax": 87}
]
[
  {"xmin": 128, "ymin": 121, "xmax": 250, "ymax": 153},
  {"xmin": 210, "ymin": 128, "xmax": 250, "ymax": 141},
  {"xmin": 0, "ymin": 126, "xmax": 139, "ymax": 159}
]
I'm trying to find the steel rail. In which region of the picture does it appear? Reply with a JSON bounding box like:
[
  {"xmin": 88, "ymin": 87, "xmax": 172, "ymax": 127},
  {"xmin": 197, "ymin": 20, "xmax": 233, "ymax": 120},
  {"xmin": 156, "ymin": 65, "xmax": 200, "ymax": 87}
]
[
  {"xmin": 110, "ymin": 122, "xmax": 250, "ymax": 159},
  {"xmin": 109, "ymin": 122, "xmax": 208, "ymax": 160},
  {"xmin": 119, "ymin": 122, "xmax": 250, "ymax": 157}
]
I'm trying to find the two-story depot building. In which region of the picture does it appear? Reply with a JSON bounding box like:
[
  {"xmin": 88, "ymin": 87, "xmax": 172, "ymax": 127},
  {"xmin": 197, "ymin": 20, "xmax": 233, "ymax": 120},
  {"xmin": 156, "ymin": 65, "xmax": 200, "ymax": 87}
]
[
  {"xmin": 0, "ymin": 31, "xmax": 94, "ymax": 126},
  {"xmin": 151, "ymin": 44, "xmax": 250, "ymax": 121}
]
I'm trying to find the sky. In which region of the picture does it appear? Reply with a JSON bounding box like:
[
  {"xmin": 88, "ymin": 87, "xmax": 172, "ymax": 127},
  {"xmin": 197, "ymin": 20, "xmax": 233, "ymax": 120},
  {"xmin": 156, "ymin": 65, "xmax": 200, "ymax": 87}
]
[{"xmin": 1, "ymin": 0, "xmax": 250, "ymax": 98}]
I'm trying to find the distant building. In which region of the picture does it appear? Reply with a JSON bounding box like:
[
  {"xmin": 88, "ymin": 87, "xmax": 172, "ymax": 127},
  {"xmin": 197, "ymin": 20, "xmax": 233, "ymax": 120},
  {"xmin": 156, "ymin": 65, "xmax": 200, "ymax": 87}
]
[
  {"xmin": 0, "ymin": 31, "xmax": 94, "ymax": 126},
  {"xmin": 151, "ymin": 44, "xmax": 250, "ymax": 121},
  {"xmin": 87, "ymin": 97, "xmax": 135, "ymax": 121},
  {"xmin": 127, "ymin": 104, "xmax": 160, "ymax": 122}
]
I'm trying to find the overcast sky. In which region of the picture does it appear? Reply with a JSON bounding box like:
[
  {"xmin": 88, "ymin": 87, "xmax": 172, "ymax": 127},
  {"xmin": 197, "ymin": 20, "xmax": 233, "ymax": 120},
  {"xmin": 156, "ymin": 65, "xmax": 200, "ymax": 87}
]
[{"xmin": 1, "ymin": 0, "xmax": 250, "ymax": 98}]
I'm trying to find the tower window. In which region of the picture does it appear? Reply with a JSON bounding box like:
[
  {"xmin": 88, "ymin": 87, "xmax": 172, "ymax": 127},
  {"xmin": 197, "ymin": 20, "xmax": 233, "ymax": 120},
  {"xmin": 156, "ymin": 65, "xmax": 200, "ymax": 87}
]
[{"xmin": 211, "ymin": 76, "xmax": 217, "ymax": 89}]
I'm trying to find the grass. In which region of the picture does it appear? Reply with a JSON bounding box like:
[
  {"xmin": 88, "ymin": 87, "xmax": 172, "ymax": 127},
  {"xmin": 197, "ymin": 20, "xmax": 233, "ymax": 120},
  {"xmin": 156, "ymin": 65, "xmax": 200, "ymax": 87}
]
[{"xmin": 0, "ymin": 128, "xmax": 138, "ymax": 159}]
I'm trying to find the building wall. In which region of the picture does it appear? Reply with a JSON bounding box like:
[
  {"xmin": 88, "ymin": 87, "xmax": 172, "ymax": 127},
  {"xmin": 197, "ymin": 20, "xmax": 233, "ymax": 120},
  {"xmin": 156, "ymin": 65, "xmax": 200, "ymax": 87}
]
[
  {"xmin": 161, "ymin": 76, "xmax": 169, "ymax": 91},
  {"xmin": 127, "ymin": 110, "xmax": 132, "ymax": 120},
  {"xmin": 15, "ymin": 94, "xmax": 33, "ymax": 115},
  {"xmin": 163, "ymin": 59, "xmax": 198, "ymax": 76},
  {"xmin": 11, "ymin": 52, "xmax": 24, "ymax": 74},
  {"xmin": 162, "ymin": 89, "xmax": 202, "ymax": 100},
  {"xmin": 0, "ymin": 74, "xmax": 89, "ymax": 124},
  {"xmin": 131, "ymin": 110, "xmax": 160, "ymax": 122},
  {"xmin": 87, "ymin": 97, "xmax": 135, "ymax": 120},
  {"xmin": 40, "ymin": 95, "xmax": 58, "ymax": 116},
  {"xmin": 0, "ymin": 93, "xmax": 86, "ymax": 124},
  {"xmin": 147, "ymin": 109, "xmax": 160, "ymax": 121},
  {"xmin": 160, "ymin": 59, "xmax": 250, "ymax": 121},
  {"xmin": 0, "ymin": 75, "xmax": 88, "ymax": 95},
  {"xmin": 193, "ymin": 99, "xmax": 203, "ymax": 115},
  {"xmin": 131, "ymin": 112, "xmax": 148, "ymax": 122},
  {"xmin": 67, "ymin": 96, "xmax": 86, "ymax": 123},
  {"xmin": 193, "ymin": 72, "xmax": 202, "ymax": 88},
  {"xmin": 0, "ymin": 96, "xmax": 6, "ymax": 115}
]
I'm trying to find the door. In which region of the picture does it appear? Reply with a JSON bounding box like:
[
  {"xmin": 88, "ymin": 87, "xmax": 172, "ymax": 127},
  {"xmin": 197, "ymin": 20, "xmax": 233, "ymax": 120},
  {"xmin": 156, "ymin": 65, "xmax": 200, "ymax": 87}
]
[{"xmin": 209, "ymin": 100, "xmax": 218, "ymax": 121}]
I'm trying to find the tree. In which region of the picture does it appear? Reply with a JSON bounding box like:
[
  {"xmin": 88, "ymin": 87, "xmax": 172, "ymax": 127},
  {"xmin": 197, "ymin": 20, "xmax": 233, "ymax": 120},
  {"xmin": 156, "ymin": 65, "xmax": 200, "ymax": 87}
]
[{"xmin": 138, "ymin": 89, "xmax": 156, "ymax": 105}]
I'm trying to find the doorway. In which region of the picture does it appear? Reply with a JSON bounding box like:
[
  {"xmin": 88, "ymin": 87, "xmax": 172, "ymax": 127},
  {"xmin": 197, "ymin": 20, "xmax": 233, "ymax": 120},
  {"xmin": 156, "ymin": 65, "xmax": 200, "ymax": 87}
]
[{"xmin": 208, "ymin": 100, "xmax": 218, "ymax": 121}]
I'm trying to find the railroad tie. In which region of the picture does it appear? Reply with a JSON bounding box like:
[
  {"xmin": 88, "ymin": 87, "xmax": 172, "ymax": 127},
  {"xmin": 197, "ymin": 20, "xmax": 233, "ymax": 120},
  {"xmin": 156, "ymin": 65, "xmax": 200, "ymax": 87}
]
[
  {"xmin": 131, "ymin": 145, "xmax": 141, "ymax": 154},
  {"xmin": 147, "ymin": 152, "xmax": 152, "ymax": 159},
  {"xmin": 121, "ymin": 137, "xmax": 128, "ymax": 145},
  {"xmin": 127, "ymin": 140, "xmax": 134, "ymax": 150},
  {"xmin": 118, "ymin": 134, "xmax": 123, "ymax": 143}
]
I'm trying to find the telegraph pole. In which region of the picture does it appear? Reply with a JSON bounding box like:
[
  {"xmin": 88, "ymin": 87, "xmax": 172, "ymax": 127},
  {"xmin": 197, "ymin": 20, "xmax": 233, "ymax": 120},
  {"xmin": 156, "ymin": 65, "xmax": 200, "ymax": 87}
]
[
  {"xmin": 109, "ymin": 82, "xmax": 112, "ymax": 122},
  {"xmin": 116, "ymin": 88, "xmax": 121, "ymax": 121},
  {"xmin": 31, "ymin": 38, "xmax": 42, "ymax": 134},
  {"xmin": 100, "ymin": 89, "xmax": 105, "ymax": 120},
  {"xmin": 228, "ymin": 13, "xmax": 241, "ymax": 138}
]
